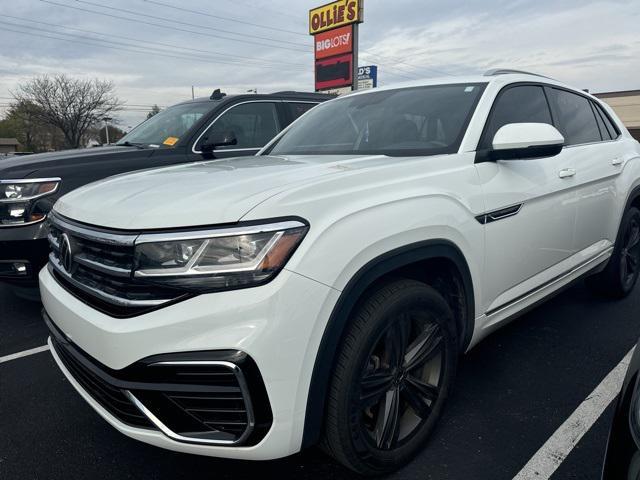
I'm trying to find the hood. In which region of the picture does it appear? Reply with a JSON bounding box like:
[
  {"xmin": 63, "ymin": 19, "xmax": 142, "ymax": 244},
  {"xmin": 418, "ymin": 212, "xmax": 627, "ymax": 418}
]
[
  {"xmin": 0, "ymin": 146, "xmax": 155, "ymax": 179},
  {"xmin": 54, "ymin": 154, "xmax": 391, "ymax": 230}
]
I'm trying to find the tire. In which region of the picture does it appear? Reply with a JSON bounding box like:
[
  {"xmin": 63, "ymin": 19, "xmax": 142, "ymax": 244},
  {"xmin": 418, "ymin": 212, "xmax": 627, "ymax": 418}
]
[
  {"xmin": 321, "ymin": 279, "xmax": 458, "ymax": 476},
  {"xmin": 587, "ymin": 206, "xmax": 640, "ymax": 298}
]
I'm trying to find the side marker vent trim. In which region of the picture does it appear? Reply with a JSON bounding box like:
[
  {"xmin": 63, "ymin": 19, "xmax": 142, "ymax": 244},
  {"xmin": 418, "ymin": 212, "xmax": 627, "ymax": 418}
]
[{"xmin": 476, "ymin": 203, "xmax": 523, "ymax": 224}]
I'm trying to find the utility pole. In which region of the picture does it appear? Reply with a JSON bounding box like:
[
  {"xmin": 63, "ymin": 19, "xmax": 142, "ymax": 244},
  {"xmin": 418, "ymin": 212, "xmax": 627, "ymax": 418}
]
[
  {"xmin": 103, "ymin": 117, "xmax": 112, "ymax": 145},
  {"xmin": 191, "ymin": 86, "xmax": 195, "ymax": 99}
]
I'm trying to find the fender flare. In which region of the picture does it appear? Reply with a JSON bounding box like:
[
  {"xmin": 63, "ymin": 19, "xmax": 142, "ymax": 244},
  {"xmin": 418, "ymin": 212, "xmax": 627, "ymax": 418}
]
[
  {"xmin": 624, "ymin": 183, "xmax": 640, "ymax": 214},
  {"xmin": 300, "ymin": 239, "xmax": 475, "ymax": 448}
]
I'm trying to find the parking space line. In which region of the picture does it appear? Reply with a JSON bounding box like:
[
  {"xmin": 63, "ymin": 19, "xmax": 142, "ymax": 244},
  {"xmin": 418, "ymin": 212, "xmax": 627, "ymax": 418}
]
[
  {"xmin": 0, "ymin": 344, "xmax": 50, "ymax": 364},
  {"xmin": 513, "ymin": 347, "xmax": 635, "ymax": 480}
]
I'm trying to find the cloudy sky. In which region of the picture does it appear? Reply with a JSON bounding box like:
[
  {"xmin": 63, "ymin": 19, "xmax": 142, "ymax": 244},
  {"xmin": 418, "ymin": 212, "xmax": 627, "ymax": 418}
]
[{"xmin": 1, "ymin": 0, "xmax": 639, "ymax": 128}]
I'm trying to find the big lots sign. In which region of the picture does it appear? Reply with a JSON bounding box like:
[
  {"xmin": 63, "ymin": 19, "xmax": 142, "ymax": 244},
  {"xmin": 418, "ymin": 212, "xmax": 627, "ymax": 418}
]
[{"xmin": 314, "ymin": 25, "xmax": 353, "ymax": 59}]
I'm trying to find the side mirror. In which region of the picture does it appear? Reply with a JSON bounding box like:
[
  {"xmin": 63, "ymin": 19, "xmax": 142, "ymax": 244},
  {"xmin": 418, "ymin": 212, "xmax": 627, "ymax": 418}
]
[
  {"xmin": 200, "ymin": 130, "xmax": 238, "ymax": 157},
  {"xmin": 490, "ymin": 123, "xmax": 564, "ymax": 161}
]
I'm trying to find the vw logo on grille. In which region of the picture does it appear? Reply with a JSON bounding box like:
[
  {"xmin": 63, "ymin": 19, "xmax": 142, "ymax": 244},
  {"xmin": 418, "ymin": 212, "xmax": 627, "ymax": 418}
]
[{"xmin": 59, "ymin": 233, "xmax": 73, "ymax": 273}]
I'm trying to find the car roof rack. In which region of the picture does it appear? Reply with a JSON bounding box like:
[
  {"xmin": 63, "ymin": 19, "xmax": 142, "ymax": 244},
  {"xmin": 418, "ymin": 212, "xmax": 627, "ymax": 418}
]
[
  {"xmin": 271, "ymin": 91, "xmax": 335, "ymax": 97},
  {"xmin": 484, "ymin": 68, "xmax": 554, "ymax": 80}
]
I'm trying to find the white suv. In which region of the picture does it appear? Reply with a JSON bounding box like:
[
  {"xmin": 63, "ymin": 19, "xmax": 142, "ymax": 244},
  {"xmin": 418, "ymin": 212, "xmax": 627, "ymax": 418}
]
[{"xmin": 41, "ymin": 70, "xmax": 640, "ymax": 475}]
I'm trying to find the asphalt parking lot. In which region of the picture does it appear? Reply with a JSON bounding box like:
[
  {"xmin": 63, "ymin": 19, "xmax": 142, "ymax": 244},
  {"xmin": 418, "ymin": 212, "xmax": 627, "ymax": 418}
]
[{"xmin": 2, "ymin": 280, "xmax": 639, "ymax": 480}]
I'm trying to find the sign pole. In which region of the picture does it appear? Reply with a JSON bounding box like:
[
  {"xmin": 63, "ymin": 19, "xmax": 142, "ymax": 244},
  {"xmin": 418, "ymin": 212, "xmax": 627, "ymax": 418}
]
[{"xmin": 352, "ymin": 22, "xmax": 358, "ymax": 91}]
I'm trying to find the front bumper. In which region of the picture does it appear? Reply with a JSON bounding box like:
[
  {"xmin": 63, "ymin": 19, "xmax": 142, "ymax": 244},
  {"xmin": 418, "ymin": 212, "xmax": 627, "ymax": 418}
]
[{"xmin": 40, "ymin": 266, "xmax": 340, "ymax": 460}]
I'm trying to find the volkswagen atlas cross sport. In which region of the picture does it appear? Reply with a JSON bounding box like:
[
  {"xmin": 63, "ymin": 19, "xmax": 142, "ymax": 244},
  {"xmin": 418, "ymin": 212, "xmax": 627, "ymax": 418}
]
[
  {"xmin": 0, "ymin": 90, "xmax": 330, "ymax": 299},
  {"xmin": 40, "ymin": 70, "xmax": 640, "ymax": 475}
]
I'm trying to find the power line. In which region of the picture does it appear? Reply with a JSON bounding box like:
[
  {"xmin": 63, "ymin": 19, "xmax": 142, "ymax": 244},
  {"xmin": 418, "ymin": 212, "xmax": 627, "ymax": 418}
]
[
  {"xmin": 39, "ymin": 0, "xmax": 310, "ymax": 54},
  {"xmin": 0, "ymin": 24, "xmax": 308, "ymax": 72},
  {"xmin": 218, "ymin": 0, "xmax": 305, "ymax": 24},
  {"xmin": 1, "ymin": 15, "xmax": 308, "ymax": 69},
  {"xmin": 359, "ymin": 52, "xmax": 450, "ymax": 79},
  {"xmin": 139, "ymin": 0, "xmax": 307, "ymax": 37},
  {"xmin": 0, "ymin": 96, "xmax": 167, "ymax": 108},
  {"xmin": 62, "ymin": 0, "xmax": 308, "ymax": 51}
]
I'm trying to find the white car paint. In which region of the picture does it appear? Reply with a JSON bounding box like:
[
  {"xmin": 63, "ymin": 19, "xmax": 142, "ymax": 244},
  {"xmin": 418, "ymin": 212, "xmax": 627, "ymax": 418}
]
[
  {"xmin": 492, "ymin": 122, "xmax": 564, "ymax": 150},
  {"xmin": 41, "ymin": 72, "xmax": 640, "ymax": 461}
]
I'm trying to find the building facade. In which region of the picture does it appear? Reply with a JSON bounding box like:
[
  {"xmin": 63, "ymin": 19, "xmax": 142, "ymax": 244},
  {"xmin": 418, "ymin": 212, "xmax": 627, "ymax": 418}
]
[
  {"xmin": 0, "ymin": 138, "xmax": 20, "ymax": 154},
  {"xmin": 594, "ymin": 90, "xmax": 640, "ymax": 141}
]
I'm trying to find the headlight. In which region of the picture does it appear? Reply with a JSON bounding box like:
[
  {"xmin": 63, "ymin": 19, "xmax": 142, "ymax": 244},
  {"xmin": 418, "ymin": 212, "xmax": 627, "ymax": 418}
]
[
  {"xmin": 0, "ymin": 178, "xmax": 61, "ymax": 226},
  {"xmin": 133, "ymin": 220, "xmax": 308, "ymax": 292}
]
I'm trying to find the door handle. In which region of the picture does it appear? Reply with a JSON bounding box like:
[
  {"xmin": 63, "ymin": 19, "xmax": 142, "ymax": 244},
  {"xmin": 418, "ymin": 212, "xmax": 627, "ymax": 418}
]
[
  {"xmin": 558, "ymin": 168, "xmax": 576, "ymax": 178},
  {"xmin": 612, "ymin": 157, "xmax": 623, "ymax": 166}
]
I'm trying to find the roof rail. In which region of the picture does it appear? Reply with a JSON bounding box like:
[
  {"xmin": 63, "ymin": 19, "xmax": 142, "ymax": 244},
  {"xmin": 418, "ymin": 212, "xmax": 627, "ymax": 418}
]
[
  {"xmin": 271, "ymin": 90, "xmax": 334, "ymax": 97},
  {"xmin": 484, "ymin": 68, "xmax": 554, "ymax": 80}
]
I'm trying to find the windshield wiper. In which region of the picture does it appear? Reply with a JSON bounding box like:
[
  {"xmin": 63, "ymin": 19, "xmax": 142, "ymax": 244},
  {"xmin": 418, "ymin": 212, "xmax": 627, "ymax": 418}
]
[{"xmin": 118, "ymin": 141, "xmax": 146, "ymax": 149}]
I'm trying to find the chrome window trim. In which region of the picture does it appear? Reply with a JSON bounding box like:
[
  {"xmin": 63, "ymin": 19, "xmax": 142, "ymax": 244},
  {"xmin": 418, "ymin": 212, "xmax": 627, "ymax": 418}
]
[
  {"xmin": 0, "ymin": 177, "xmax": 61, "ymax": 203},
  {"xmin": 191, "ymin": 100, "xmax": 283, "ymax": 155},
  {"xmin": 125, "ymin": 360, "xmax": 255, "ymax": 446},
  {"xmin": 135, "ymin": 220, "xmax": 306, "ymax": 244}
]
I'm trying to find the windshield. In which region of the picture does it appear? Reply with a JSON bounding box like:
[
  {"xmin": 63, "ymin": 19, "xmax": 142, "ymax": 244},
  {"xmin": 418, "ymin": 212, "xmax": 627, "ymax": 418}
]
[
  {"xmin": 118, "ymin": 102, "xmax": 215, "ymax": 147},
  {"xmin": 267, "ymin": 83, "xmax": 486, "ymax": 157}
]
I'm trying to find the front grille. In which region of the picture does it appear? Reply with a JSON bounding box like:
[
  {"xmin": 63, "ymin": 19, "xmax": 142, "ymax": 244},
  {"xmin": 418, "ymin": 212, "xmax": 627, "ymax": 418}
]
[
  {"xmin": 47, "ymin": 212, "xmax": 186, "ymax": 317},
  {"xmin": 50, "ymin": 335, "xmax": 153, "ymax": 429}
]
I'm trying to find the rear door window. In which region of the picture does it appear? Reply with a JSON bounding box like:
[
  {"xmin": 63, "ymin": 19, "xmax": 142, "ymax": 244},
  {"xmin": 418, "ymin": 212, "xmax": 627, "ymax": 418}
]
[
  {"xmin": 200, "ymin": 102, "xmax": 281, "ymax": 151},
  {"xmin": 287, "ymin": 102, "xmax": 318, "ymax": 122},
  {"xmin": 480, "ymin": 85, "xmax": 553, "ymax": 149},
  {"xmin": 547, "ymin": 89, "xmax": 601, "ymax": 145}
]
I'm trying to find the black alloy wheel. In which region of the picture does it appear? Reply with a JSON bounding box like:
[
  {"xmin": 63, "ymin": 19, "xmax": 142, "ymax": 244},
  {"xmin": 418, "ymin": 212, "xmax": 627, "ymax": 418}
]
[
  {"xmin": 587, "ymin": 207, "xmax": 640, "ymax": 298},
  {"xmin": 620, "ymin": 214, "xmax": 640, "ymax": 291},
  {"xmin": 358, "ymin": 313, "xmax": 444, "ymax": 450},
  {"xmin": 322, "ymin": 279, "xmax": 458, "ymax": 475}
]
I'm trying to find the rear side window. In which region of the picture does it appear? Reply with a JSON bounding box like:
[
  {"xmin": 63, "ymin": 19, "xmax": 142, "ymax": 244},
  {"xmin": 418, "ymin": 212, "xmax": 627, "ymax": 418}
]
[
  {"xmin": 593, "ymin": 101, "xmax": 619, "ymax": 140},
  {"xmin": 592, "ymin": 102, "xmax": 612, "ymax": 141},
  {"xmin": 547, "ymin": 89, "xmax": 601, "ymax": 145},
  {"xmin": 480, "ymin": 85, "xmax": 553, "ymax": 149},
  {"xmin": 201, "ymin": 102, "xmax": 280, "ymax": 150},
  {"xmin": 287, "ymin": 102, "xmax": 318, "ymax": 122}
]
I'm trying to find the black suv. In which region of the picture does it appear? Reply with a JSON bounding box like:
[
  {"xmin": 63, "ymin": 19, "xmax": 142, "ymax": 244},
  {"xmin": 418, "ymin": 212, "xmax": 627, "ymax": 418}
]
[{"xmin": 0, "ymin": 90, "xmax": 332, "ymax": 296}]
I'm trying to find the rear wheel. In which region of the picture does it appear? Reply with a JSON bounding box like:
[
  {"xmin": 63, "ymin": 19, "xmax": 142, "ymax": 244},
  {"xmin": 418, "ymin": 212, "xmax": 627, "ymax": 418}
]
[
  {"xmin": 587, "ymin": 207, "xmax": 640, "ymax": 298},
  {"xmin": 322, "ymin": 279, "xmax": 458, "ymax": 475}
]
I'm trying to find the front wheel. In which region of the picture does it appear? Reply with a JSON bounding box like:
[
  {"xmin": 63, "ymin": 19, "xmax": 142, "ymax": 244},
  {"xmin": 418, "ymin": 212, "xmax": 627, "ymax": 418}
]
[
  {"xmin": 587, "ymin": 206, "xmax": 640, "ymax": 298},
  {"xmin": 321, "ymin": 279, "xmax": 458, "ymax": 475}
]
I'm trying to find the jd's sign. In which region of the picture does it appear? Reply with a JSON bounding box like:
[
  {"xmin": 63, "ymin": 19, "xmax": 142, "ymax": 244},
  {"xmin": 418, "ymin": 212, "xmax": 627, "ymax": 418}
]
[{"xmin": 309, "ymin": 0, "xmax": 363, "ymax": 35}]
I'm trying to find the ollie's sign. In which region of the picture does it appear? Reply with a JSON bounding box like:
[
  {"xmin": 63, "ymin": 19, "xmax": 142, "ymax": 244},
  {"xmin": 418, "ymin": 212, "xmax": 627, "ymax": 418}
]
[
  {"xmin": 314, "ymin": 25, "xmax": 353, "ymax": 60},
  {"xmin": 309, "ymin": 0, "xmax": 363, "ymax": 35},
  {"xmin": 310, "ymin": 0, "xmax": 363, "ymax": 93}
]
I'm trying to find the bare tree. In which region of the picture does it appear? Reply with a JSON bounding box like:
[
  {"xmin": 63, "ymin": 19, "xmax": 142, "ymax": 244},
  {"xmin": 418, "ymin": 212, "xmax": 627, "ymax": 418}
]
[{"xmin": 12, "ymin": 74, "xmax": 122, "ymax": 149}]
